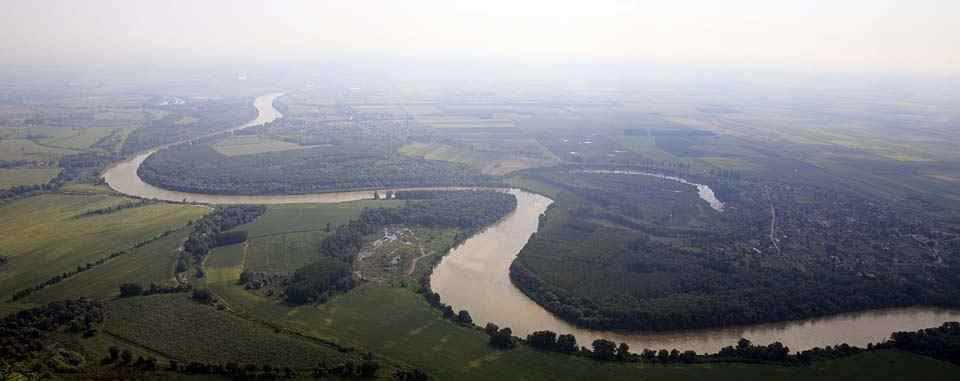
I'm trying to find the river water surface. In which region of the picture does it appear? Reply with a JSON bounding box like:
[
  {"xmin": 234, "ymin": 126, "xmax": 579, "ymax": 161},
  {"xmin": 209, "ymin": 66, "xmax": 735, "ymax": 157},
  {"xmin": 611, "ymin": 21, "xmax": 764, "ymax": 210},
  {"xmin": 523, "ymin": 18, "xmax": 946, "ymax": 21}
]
[
  {"xmin": 581, "ymin": 169, "xmax": 724, "ymax": 211},
  {"xmin": 102, "ymin": 93, "xmax": 960, "ymax": 354}
]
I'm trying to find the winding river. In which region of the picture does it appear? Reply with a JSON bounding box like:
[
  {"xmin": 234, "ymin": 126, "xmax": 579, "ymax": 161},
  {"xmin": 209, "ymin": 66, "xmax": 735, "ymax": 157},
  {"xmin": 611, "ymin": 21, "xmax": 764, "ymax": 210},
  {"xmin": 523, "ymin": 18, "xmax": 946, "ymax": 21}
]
[
  {"xmin": 102, "ymin": 93, "xmax": 960, "ymax": 354},
  {"xmin": 580, "ymin": 169, "xmax": 724, "ymax": 211}
]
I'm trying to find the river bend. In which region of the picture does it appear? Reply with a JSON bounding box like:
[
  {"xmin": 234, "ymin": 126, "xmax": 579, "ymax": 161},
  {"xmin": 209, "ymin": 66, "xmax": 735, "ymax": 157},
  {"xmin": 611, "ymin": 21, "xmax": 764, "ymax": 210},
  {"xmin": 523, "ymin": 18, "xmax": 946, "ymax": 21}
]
[{"xmin": 102, "ymin": 93, "xmax": 960, "ymax": 354}]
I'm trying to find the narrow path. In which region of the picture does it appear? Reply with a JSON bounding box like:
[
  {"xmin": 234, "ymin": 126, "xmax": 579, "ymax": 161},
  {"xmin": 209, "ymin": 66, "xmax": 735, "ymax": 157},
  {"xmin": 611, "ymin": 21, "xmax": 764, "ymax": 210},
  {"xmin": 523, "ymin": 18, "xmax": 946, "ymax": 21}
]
[{"xmin": 407, "ymin": 245, "xmax": 431, "ymax": 275}]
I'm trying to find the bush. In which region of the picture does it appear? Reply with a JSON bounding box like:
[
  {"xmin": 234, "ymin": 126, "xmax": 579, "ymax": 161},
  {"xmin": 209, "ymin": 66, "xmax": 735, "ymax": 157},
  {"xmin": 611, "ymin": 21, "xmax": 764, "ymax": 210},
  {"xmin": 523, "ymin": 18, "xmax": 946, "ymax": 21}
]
[{"xmin": 119, "ymin": 283, "xmax": 143, "ymax": 297}]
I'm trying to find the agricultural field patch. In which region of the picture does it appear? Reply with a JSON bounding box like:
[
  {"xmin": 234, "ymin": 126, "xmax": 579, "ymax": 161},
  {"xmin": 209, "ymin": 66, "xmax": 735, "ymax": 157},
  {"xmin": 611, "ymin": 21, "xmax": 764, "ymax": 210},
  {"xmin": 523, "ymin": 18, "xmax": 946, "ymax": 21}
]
[
  {"xmin": 35, "ymin": 127, "xmax": 122, "ymax": 150},
  {"xmin": 240, "ymin": 200, "xmax": 402, "ymax": 238},
  {"xmin": 211, "ymin": 135, "xmax": 312, "ymax": 156},
  {"xmin": 205, "ymin": 243, "xmax": 246, "ymax": 286},
  {"xmin": 399, "ymin": 142, "xmax": 486, "ymax": 166},
  {"xmin": 0, "ymin": 138, "xmax": 78, "ymax": 161},
  {"xmin": 0, "ymin": 193, "xmax": 206, "ymax": 296},
  {"xmin": 59, "ymin": 183, "xmax": 117, "ymax": 194},
  {"xmin": 24, "ymin": 227, "xmax": 190, "ymax": 302},
  {"xmin": 399, "ymin": 141, "xmax": 556, "ymax": 175},
  {"xmin": 104, "ymin": 293, "xmax": 356, "ymax": 368},
  {"xmin": 0, "ymin": 167, "xmax": 60, "ymax": 188},
  {"xmin": 243, "ymin": 231, "xmax": 327, "ymax": 273}
]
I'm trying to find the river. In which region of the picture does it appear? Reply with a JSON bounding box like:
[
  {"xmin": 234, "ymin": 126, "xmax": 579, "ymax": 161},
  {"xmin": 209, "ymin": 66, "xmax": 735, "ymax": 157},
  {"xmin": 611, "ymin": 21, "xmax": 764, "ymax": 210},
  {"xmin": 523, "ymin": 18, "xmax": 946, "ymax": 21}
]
[
  {"xmin": 102, "ymin": 94, "xmax": 484, "ymax": 205},
  {"xmin": 102, "ymin": 93, "xmax": 960, "ymax": 354},
  {"xmin": 580, "ymin": 169, "xmax": 724, "ymax": 211}
]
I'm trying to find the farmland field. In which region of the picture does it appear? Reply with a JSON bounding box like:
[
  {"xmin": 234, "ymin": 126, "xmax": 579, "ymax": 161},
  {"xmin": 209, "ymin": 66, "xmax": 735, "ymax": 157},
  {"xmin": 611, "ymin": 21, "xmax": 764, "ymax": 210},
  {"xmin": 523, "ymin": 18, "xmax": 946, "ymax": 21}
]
[
  {"xmin": 0, "ymin": 167, "xmax": 60, "ymax": 187},
  {"xmin": 240, "ymin": 200, "xmax": 400, "ymax": 237},
  {"xmin": 399, "ymin": 142, "xmax": 488, "ymax": 167},
  {"xmin": 24, "ymin": 227, "xmax": 191, "ymax": 302},
  {"xmin": 0, "ymin": 193, "xmax": 206, "ymax": 296},
  {"xmin": 211, "ymin": 135, "xmax": 312, "ymax": 156},
  {"xmin": 0, "ymin": 138, "xmax": 78, "ymax": 161},
  {"xmin": 34, "ymin": 127, "xmax": 122, "ymax": 150},
  {"xmin": 104, "ymin": 293, "xmax": 361, "ymax": 369}
]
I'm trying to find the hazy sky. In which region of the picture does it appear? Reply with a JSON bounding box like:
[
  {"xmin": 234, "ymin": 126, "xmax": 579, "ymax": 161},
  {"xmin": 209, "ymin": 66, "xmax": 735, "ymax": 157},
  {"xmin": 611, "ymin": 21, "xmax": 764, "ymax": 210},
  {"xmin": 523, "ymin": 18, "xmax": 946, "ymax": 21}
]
[{"xmin": 3, "ymin": 0, "xmax": 958, "ymax": 75}]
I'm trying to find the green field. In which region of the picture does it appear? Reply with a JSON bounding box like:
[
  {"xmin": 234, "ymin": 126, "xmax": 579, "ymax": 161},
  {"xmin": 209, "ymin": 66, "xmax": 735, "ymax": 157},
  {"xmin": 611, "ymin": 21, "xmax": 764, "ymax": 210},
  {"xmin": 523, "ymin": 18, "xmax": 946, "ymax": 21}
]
[
  {"xmin": 0, "ymin": 193, "xmax": 206, "ymax": 296},
  {"xmin": 221, "ymin": 200, "xmax": 403, "ymax": 273},
  {"xmin": 0, "ymin": 167, "xmax": 60, "ymax": 188},
  {"xmin": 242, "ymin": 232, "xmax": 328, "ymax": 272},
  {"xmin": 0, "ymin": 138, "xmax": 77, "ymax": 161},
  {"xmin": 204, "ymin": 243, "xmax": 246, "ymax": 286},
  {"xmin": 399, "ymin": 141, "xmax": 556, "ymax": 175},
  {"xmin": 59, "ymin": 183, "xmax": 118, "ymax": 194},
  {"xmin": 399, "ymin": 142, "xmax": 488, "ymax": 167},
  {"xmin": 25, "ymin": 227, "xmax": 190, "ymax": 302},
  {"xmin": 104, "ymin": 293, "xmax": 357, "ymax": 368},
  {"xmin": 35, "ymin": 127, "xmax": 122, "ymax": 150},
  {"xmin": 211, "ymin": 136, "xmax": 312, "ymax": 156}
]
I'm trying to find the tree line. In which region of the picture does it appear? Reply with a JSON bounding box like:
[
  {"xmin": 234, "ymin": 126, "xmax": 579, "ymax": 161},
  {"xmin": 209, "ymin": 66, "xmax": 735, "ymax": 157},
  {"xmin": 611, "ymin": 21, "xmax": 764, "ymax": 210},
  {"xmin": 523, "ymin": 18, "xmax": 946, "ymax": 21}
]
[
  {"xmin": 71, "ymin": 200, "xmax": 154, "ymax": 219},
  {"xmin": 471, "ymin": 322, "xmax": 960, "ymax": 367},
  {"xmin": 180, "ymin": 205, "xmax": 265, "ymax": 278},
  {"xmin": 118, "ymin": 282, "xmax": 193, "ymax": 298}
]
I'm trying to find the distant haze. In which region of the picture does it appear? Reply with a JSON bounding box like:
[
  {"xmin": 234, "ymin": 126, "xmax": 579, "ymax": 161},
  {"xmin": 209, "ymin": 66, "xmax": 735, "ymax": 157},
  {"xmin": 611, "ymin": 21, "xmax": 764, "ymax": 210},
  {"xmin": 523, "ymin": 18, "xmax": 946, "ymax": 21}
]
[{"xmin": 3, "ymin": 0, "xmax": 958, "ymax": 75}]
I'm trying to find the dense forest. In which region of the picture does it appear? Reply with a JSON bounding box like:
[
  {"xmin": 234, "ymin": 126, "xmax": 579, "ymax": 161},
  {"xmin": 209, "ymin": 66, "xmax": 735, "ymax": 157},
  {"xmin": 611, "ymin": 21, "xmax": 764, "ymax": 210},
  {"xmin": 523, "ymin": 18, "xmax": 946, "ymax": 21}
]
[
  {"xmin": 881, "ymin": 322, "xmax": 960, "ymax": 365},
  {"xmin": 276, "ymin": 191, "xmax": 517, "ymax": 304},
  {"xmin": 283, "ymin": 257, "xmax": 354, "ymax": 304},
  {"xmin": 0, "ymin": 300, "xmax": 105, "ymax": 364},
  {"xmin": 510, "ymin": 167, "xmax": 960, "ymax": 331},
  {"xmin": 139, "ymin": 143, "xmax": 497, "ymax": 195}
]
